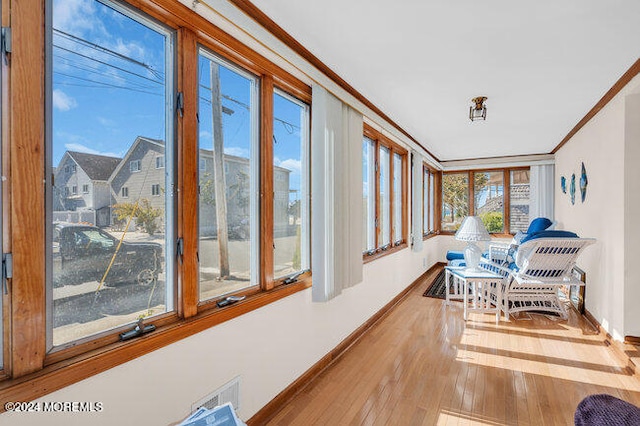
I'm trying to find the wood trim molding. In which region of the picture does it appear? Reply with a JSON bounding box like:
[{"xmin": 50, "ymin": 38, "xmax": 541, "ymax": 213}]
[
  {"xmin": 552, "ymin": 58, "xmax": 640, "ymax": 154},
  {"xmin": 362, "ymin": 243, "xmax": 408, "ymax": 264},
  {"xmin": 260, "ymin": 75, "xmax": 275, "ymax": 291},
  {"xmin": 225, "ymin": 0, "xmax": 438, "ymax": 162},
  {"xmin": 10, "ymin": 0, "xmax": 47, "ymax": 378},
  {"xmin": 583, "ymin": 309, "xmax": 638, "ymax": 378},
  {"xmin": 246, "ymin": 262, "xmax": 445, "ymax": 425},
  {"xmin": 178, "ymin": 27, "xmax": 199, "ymax": 318},
  {"xmin": 625, "ymin": 335, "xmax": 640, "ymax": 345}
]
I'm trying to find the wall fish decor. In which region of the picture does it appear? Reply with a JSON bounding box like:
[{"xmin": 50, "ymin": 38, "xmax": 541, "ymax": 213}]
[
  {"xmin": 580, "ymin": 162, "xmax": 588, "ymax": 202},
  {"xmin": 570, "ymin": 174, "xmax": 576, "ymax": 205}
]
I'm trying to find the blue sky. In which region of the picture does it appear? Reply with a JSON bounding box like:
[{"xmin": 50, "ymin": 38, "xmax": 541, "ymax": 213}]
[{"xmin": 52, "ymin": 0, "xmax": 305, "ymax": 201}]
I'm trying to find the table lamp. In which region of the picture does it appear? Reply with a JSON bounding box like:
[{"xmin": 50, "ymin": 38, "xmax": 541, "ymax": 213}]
[{"xmin": 455, "ymin": 216, "xmax": 491, "ymax": 272}]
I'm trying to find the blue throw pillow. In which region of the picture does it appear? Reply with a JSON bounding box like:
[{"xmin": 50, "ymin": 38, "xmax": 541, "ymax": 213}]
[
  {"xmin": 520, "ymin": 230, "xmax": 578, "ymax": 244},
  {"xmin": 446, "ymin": 251, "xmax": 465, "ymax": 261},
  {"xmin": 526, "ymin": 217, "xmax": 553, "ymax": 235}
]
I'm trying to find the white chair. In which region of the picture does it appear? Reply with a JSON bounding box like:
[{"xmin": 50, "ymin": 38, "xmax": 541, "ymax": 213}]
[{"xmin": 485, "ymin": 237, "xmax": 595, "ymax": 319}]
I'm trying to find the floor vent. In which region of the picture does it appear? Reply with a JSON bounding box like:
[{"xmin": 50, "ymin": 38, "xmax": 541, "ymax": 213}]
[{"xmin": 192, "ymin": 376, "xmax": 241, "ymax": 412}]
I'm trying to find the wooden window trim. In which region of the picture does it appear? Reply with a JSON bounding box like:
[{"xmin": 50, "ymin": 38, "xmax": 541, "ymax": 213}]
[
  {"xmin": 1, "ymin": 0, "xmax": 313, "ymax": 405},
  {"xmin": 439, "ymin": 167, "xmax": 530, "ymax": 236},
  {"xmin": 422, "ymin": 164, "xmax": 440, "ymax": 240},
  {"xmin": 362, "ymin": 124, "xmax": 408, "ymax": 260}
]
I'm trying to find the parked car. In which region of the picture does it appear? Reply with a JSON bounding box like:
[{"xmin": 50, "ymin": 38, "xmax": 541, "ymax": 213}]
[{"xmin": 53, "ymin": 222, "xmax": 163, "ymax": 287}]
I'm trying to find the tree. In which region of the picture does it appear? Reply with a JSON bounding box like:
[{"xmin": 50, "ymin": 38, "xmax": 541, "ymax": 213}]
[
  {"xmin": 113, "ymin": 199, "xmax": 163, "ymax": 235},
  {"xmin": 442, "ymin": 174, "xmax": 469, "ymax": 225},
  {"xmin": 442, "ymin": 173, "xmax": 491, "ymax": 227},
  {"xmin": 199, "ymin": 171, "xmax": 216, "ymax": 207}
]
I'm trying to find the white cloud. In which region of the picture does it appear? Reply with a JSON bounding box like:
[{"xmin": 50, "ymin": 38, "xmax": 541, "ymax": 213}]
[
  {"xmin": 52, "ymin": 89, "xmax": 78, "ymax": 111},
  {"xmin": 53, "ymin": 0, "xmax": 101, "ymax": 35},
  {"xmin": 199, "ymin": 130, "xmax": 212, "ymax": 140},
  {"xmin": 277, "ymin": 158, "xmax": 301, "ymax": 174},
  {"xmin": 64, "ymin": 143, "xmax": 121, "ymax": 158},
  {"xmin": 224, "ymin": 146, "xmax": 250, "ymax": 158}
]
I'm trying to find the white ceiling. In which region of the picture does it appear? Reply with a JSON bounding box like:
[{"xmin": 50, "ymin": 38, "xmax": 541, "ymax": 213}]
[{"xmin": 247, "ymin": 0, "xmax": 640, "ymax": 161}]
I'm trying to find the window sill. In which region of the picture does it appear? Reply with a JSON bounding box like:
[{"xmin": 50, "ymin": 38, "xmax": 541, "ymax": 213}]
[
  {"xmin": 362, "ymin": 242, "xmax": 408, "ymax": 264},
  {"xmin": 0, "ymin": 279, "xmax": 311, "ymax": 410},
  {"xmin": 422, "ymin": 231, "xmax": 439, "ymax": 241}
]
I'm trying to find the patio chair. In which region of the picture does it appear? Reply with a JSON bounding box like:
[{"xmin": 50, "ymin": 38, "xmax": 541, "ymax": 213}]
[{"xmin": 488, "ymin": 235, "xmax": 595, "ymax": 319}]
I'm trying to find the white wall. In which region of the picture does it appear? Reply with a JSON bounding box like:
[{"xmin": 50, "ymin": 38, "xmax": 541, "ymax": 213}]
[
  {"xmin": 624, "ymin": 91, "xmax": 640, "ymax": 337},
  {"xmin": 0, "ymin": 239, "xmax": 440, "ymax": 426},
  {"xmin": 555, "ymin": 74, "xmax": 640, "ymax": 341}
]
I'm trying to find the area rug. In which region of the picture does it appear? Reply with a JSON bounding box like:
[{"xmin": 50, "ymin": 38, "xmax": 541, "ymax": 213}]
[{"xmin": 423, "ymin": 269, "xmax": 446, "ymax": 299}]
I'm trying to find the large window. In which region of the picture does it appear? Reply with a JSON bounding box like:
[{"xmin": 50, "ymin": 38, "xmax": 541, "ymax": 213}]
[
  {"xmin": 474, "ymin": 171, "xmax": 504, "ymax": 233},
  {"xmin": 362, "ymin": 137, "xmax": 376, "ymax": 252},
  {"xmin": 423, "ymin": 165, "xmax": 437, "ymax": 237},
  {"xmin": 197, "ymin": 50, "xmax": 259, "ymax": 302},
  {"xmin": 272, "ymin": 90, "xmax": 310, "ymax": 280},
  {"xmin": 442, "ymin": 172, "xmax": 469, "ymax": 231},
  {"xmin": 49, "ymin": 0, "xmax": 174, "ymax": 347},
  {"xmin": 442, "ymin": 168, "xmax": 530, "ymax": 234},
  {"xmin": 0, "ymin": 0, "xmax": 313, "ymax": 402},
  {"xmin": 362, "ymin": 126, "xmax": 408, "ymax": 258},
  {"xmin": 510, "ymin": 169, "xmax": 531, "ymax": 232}
]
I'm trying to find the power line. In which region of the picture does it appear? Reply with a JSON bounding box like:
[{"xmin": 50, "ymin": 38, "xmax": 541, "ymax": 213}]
[
  {"xmin": 54, "ymin": 72, "xmax": 163, "ymax": 97},
  {"xmin": 55, "ymin": 55, "xmax": 159, "ymax": 91},
  {"xmin": 54, "ymin": 28, "xmax": 164, "ymax": 80},
  {"xmin": 54, "ymin": 44, "xmax": 163, "ymax": 86},
  {"xmin": 200, "ymin": 84, "xmax": 300, "ymax": 132}
]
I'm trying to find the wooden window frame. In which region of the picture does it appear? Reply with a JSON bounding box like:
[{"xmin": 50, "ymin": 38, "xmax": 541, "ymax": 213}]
[
  {"xmin": 0, "ymin": 0, "xmax": 312, "ymax": 406},
  {"xmin": 362, "ymin": 124, "xmax": 408, "ymax": 263},
  {"xmin": 422, "ymin": 163, "xmax": 440, "ymax": 240},
  {"xmin": 440, "ymin": 167, "xmax": 529, "ymax": 237}
]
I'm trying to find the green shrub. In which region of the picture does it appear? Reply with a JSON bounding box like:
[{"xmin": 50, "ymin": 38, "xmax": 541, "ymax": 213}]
[
  {"xmin": 113, "ymin": 199, "xmax": 163, "ymax": 235},
  {"xmin": 480, "ymin": 211, "xmax": 503, "ymax": 233}
]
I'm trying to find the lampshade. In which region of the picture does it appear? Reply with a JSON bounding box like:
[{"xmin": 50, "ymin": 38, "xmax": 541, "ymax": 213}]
[{"xmin": 455, "ymin": 216, "xmax": 491, "ymax": 242}]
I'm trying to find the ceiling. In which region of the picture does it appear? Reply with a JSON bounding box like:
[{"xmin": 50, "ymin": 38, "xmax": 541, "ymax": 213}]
[{"xmin": 245, "ymin": 0, "xmax": 640, "ymax": 161}]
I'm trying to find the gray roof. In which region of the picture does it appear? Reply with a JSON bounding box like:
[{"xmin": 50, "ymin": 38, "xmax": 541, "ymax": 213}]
[{"xmin": 68, "ymin": 151, "xmax": 121, "ymax": 181}]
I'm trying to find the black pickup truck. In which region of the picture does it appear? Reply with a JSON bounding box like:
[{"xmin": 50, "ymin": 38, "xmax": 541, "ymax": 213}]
[{"xmin": 53, "ymin": 222, "xmax": 163, "ymax": 287}]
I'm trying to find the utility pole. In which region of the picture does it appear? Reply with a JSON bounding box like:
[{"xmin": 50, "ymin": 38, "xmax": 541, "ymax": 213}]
[{"xmin": 210, "ymin": 62, "xmax": 230, "ymax": 278}]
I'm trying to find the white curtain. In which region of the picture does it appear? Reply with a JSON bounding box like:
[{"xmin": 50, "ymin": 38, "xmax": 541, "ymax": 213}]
[
  {"xmin": 411, "ymin": 150, "xmax": 424, "ymax": 252},
  {"xmin": 311, "ymin": 85, "xmax": 363, "ymax": 302},
  {"xmin": 529, "ymin": 164, "xmax": 555, "ymax": 221}
]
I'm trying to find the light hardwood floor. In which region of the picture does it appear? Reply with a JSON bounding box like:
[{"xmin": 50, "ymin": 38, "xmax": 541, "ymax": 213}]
[{"xmin": 265, "ymin": 268, "xmax": 640, "ymax": 425}]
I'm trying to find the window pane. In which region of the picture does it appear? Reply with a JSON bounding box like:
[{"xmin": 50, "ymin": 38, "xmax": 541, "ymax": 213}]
[
  {"xmin": 510, "ymin": 169, "xmax": 530, "ymax": 232},
  {"xmin": 423, "ymin": 168, "xmax": 429, "ymax": 235},
  {"xmin": 393, "ymin": 153, "xmax": 403, "ymax": 243},
  {"xmin": 442, "ymin": 173, "xmax": 469, "ymax": 231},
  {"xmin": 429, "ymin": 172, "xmax": 435, "ymax": 232},
  {"xmin": 272, "ymin": 91, "xmax": 309, "ymax": 280},
  {"xmin": 362, "ymin": 137, "xmax": 376, "ymax": 252},
  {"xmin": 50, "ymin": 0, "xmax": 172, "ymax": 346},
  {"xmin": 198, "ymin": 50, "xmax": 259, "ymax": 301},
  {"xmin": 474, "ymin": 171, "xmax": 504, "ymax": 233},
  {"xmin": 379, "ymin": 146, "xmax": 391, "ymax": 246}
]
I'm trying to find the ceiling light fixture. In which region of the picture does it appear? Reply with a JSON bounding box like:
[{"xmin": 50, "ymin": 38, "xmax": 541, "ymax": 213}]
[{"xmin": 469, "ymin": 96, "xmax": 487, "ymax": 121}]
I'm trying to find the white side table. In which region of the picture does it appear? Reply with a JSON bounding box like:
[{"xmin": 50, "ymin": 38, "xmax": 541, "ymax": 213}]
[{"xmin": 445, "ymin": 266, "xmax": 502, "ymax": 323}]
